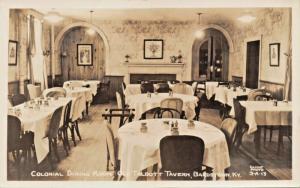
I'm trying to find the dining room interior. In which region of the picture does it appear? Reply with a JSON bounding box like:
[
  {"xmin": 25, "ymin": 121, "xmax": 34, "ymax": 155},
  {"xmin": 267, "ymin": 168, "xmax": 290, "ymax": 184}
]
[{"xmin": 6, "ymin": 6, "xmax": 294, "ymax": 182}]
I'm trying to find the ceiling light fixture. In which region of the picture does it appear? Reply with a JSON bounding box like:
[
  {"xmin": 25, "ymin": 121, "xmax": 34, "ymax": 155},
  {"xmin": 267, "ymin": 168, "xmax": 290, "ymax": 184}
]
[
  {"xmin": 44, "ymin": 11, "xmax": 64, "ymax": 24},
  {"xmin": 87, "ymin": 10, "xmax": 96, "ymax": 36},
  {"xmin": 195, "ymin": 13, "xmax": 205, "ymax": 39},
  {"xmin": 237, "ymin": 14, "xmax": 256, "ymax": 23}
]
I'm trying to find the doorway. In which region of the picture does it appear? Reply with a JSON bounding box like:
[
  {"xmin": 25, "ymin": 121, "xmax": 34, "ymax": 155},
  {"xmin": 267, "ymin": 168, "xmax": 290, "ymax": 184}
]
[
  {"xmin": 245, "ymin": 40, "xmax": 260, "ymax": 89},
  {"xmin": 192, "ymin": 28, "xmax": 229, "ymax": 81}
]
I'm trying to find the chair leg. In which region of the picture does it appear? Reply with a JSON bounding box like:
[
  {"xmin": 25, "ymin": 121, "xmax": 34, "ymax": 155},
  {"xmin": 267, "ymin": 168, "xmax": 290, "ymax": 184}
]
[
  {"xmin": 106, "ymin": 145, "xmax": 110, "ymax": 171},
  {"xmin": 269, "ymin": 127, "xmax": 273, "ymax": 142},
  {"xmin": 64, "ymin": 127, "xmax": 71, "ymax": 150},
  {"xmin": 75, "ymin": 121, "xmax": 82, "ymax": 141},
  {"xmin": 263, "ymin": 127, "xmax": 267, "ymax": 145},
  {"xmin": 70, "ymin": 123, "xmax": 76, "ymax": 146},
  {"xmin": 53, "ymin": 138, "xmax": 60, "ymax": 162},
  {"xmin": 62, "ymin": 129, "xmax": 69, "ymax": 156},
  {"xmin": 277, "ymin": 127, "xmax": 283, "ymax": 155},
  {"xmin": 48, "ymin": 138, "xmax": 54, "ymax": 170}
]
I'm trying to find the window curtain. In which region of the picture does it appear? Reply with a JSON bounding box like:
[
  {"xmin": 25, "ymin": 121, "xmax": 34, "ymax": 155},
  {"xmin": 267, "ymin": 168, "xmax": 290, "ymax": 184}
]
[
  {"xmin": 27, "ymin": 15, "xmax": 35, "ymax": 83},
  {"xmin": 29, "ymin": 17, "xmax": 47, "ymax": 90},
  {"xmin": 284, "ymin": 11, "xmax": 292, "ymax": 101}
]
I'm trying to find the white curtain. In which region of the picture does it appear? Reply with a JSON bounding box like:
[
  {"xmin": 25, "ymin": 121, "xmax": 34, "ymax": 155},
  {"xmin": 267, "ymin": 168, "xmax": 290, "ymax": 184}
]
[{"xmin": 31, "ymin": 18, "xmax": 48, "ymax": 90}]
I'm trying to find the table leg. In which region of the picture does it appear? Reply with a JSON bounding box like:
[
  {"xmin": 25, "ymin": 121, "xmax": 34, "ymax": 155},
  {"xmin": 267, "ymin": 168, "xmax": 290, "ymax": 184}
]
[
  {"xmin": 277, "ymin": 126, "xmax": 283, "ymax": 155},
  {"xmin": 254, "ymin": 126, "xmax": 262, "ymax": 158},
  {"xmin": 86, "ymin": 102, "xmax": 89, "ymax": 116}
]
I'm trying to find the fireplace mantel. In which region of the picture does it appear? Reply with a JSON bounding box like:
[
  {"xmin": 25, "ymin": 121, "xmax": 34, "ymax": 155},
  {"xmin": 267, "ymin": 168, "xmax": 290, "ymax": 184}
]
[
  {"xmin": 127, "ymin": 63, "xmax": 185, "ymax": 67},
  {"xmin": 125, "ymin": 62, "xmax": 185, "ymax": 83}
]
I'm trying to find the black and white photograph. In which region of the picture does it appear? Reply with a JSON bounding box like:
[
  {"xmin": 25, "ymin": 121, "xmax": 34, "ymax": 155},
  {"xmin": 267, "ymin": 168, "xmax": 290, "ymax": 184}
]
[
  {"xmin": 1, "ymin": 0, "xmax": 300, "ymax": 188},
  {"xmin": 8, "ymin": 40, "xmax": 17, "ymax": 65},
  {"xmin": 77, "ymin": 44, "xmax": 93, "ymax": 66}
]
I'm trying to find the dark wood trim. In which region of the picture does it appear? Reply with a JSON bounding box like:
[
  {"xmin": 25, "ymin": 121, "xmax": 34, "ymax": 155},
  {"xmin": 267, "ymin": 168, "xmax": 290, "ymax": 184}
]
[
  {"xmin": 8, "ymin": 80, "xmax": 20, "ymax": 84},
  {"xmin": 259, "ymin": 80, "xmax": 284, "ymax": 86}
]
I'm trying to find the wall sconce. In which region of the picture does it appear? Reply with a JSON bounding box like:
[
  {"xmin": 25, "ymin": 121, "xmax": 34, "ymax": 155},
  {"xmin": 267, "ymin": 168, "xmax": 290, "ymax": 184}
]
[
  {"xmin": 43, "ymin": 50, "xmax": 51, "ymax": 56},
  {"xmin": 125, "ymin": 54, "xmax": 130, "ymax": 63}
]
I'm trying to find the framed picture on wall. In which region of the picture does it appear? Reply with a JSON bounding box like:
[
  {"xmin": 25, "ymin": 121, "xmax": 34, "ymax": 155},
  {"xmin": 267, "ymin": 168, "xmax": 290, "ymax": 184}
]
[
  {"xmin": 269, "ymin": 43, "xmax": 280, "ymax": 66},
  {"xmin": 77, "ymin": 44, "xmax": 93, "ymax": 66},
  {"xmin": 144, "ymin": 39, "xmax": 164, "ymax": 59},
  {"xmin": 8, "ymin": 40, "xmax": 18, "ymax": 66}
]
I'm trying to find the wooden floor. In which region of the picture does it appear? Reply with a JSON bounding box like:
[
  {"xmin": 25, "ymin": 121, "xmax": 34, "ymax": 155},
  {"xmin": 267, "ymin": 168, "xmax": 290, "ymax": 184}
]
[{"xmin": 7, "ymin": 101, "xmax": 291, "ymax": 181}]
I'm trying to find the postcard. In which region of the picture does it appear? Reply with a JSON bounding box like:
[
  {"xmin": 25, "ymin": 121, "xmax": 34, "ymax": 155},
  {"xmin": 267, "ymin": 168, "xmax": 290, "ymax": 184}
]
[{"xmin": 1, "ymin": 0, "xmax": 300, "ymax": 187}]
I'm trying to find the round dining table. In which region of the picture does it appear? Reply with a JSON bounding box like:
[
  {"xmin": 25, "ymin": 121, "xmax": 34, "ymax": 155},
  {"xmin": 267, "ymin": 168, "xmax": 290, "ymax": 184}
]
[
  {"xmin": 63, "ymin": 80, "xmax": 100, "ymax": 96},
  {"xmin": 65, "ymin": 87, "xmax": 93, "ymax": 117},
  {"xmin": 118, "ymin": 118, "xmax": 230, "ymax": 180},
  {"xmin": 8, "ymin": 97, "xmax": 73, "ymax": 164},
  {"xmin": 125, "ymin": 93, "xmax": 198, "ymax": 120}
]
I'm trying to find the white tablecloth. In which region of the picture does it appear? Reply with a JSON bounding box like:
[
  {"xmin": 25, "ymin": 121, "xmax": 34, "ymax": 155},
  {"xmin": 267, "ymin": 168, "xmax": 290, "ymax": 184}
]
[
  {"xmin": 214, "ymin": 86, "xmax": 251, "ymax": 115},
  {"xmin": 124, "ymin": 84, "xmax": 142, "ymax": 96},
  {"xmin": 240, "ymin": 101, "xmax": 292, "ymax": 134},
  {"xmin": 126, "ymin": 93, "xmax": 198, "ymax": 120},
  {"xmin": 63, "ymin": 80, "xmax": 100, "ymax": 95},
  {"xmin": 8, "ymin": 97, "xmax": 72, "ymax": 163},
  {"xmin": 118, "ymin": 118, "xmax": 230, "ymax": 180},
  {"xmin": 205, "ymin": 82, "xmax": 219, "ymax": 99},
  {"xmin": 124, "ymin": 83, "xmax": 194, "ymax": 97},
  {"xmin": 65, "ymin": 87, "xmax": 93, "ymax": 117}
]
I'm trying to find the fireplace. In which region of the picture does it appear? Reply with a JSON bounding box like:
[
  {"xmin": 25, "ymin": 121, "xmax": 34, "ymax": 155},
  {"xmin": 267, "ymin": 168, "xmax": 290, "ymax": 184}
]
[{"xmin": 130, "ymin": 74, "xmax": 176, "ymax": 84}]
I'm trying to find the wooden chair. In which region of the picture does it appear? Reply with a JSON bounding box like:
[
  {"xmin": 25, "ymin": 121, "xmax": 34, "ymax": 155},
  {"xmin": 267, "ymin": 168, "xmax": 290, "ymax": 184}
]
[
  {"xmin": 121, "ymin": 82, "xmax": 126, "ymax": 94},
  {"xmin": 44, "ymin": 106, "xmax": 63, "ymax": 169},
  {"xmin": 217, "ymin": 81, "xmax": 229, "ymax": 87},
  {"xmin": 247, "ymin": 89, "xmax": 266, "ymax": 101},
  {"xmin": 169, "ymin": 80, "xmax": 180, "ymax": 84},
  {"xmin": 191, "ymin": 81, "xmax": 199, "ymax": 96},
  {"xmin": 27, "ymin": 84, "xmax": 42, "ymax": 100},
  {"xmin": 232, "ymin": 76, "xmax": 243, "ymax": 87},
  {"xmin": 140, "ymin": 82, "xmax": 154, "ymax": 93},
  {"xmin": 156, "ymin": 83, "xmax": 170, "ymax": 93},
  {"xmin": 159, "ymin": 136, "xmax": 213, "ymax": 180},
  {"xmin": 43, "ymin": 87, "xmax": 66, "ymax": 98},
  {"xmin": 69, "ymin": 96, "xmax": 83, "ymax": 146},
  {"xmin": 102, "ymin": 110, "xmax": 135, "ymax": 181},
  {"xmin": 196, "ymin": 81, "xmax": 206, "ymax": 94},
  {"xmin": 58, "ymin": 100, "xmax": 72, "ymax": 155},
  {"xmin": 154, "ymin": 98, "xmax": 183, "ymax": 119},
  {"xmin": 103, "ymin": 92, "xmax": 135, "ymax": 128},
  {"xmin": 11, "ymin": 94, "xmax": 27, "ymax": 106},
  {"xmin": 220, "ymin": 118, "xmax": 238, "ymax": 152},
  {"xmin": 172, "ymin": 83, "xmax": 191, "ymax": 95},
  {"xmin": 7, "ymin": 115, "xmax": 34, "ymax": 179},
  {"xmin": 233, "ymin": 98, "xmax": 249, "ymax": 150},
  {"xmin": 182, "ymin": 81, "xmax": 194, "ymax": 85}
]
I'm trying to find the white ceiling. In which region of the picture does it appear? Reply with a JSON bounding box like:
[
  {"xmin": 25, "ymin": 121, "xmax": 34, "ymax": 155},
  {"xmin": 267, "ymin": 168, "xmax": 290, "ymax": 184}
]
[{"xmin": 37, "ymin": 8, "xmax": 264, "ymax": 22}]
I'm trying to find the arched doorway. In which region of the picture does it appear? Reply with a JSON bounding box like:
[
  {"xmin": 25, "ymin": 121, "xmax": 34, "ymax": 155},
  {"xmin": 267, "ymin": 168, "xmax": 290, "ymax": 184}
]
[
  {"xmin": 192, "ymin": 26, "xmax": 232, "ymax": 81},
  {"xmin": 54, "ymin": 22, "xmax": 110, "ymax": 82}
]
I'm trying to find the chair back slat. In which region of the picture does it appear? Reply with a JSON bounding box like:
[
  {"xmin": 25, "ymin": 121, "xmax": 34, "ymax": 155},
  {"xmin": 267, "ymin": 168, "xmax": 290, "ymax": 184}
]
[
  {"xmin": 159, "ymin": 98, "xmax": 183, "ymax": 118},
  {"xmin": 43, "ymin": 87, "xmax": 66, "ymax": 98},
  {"xmin": 156, "ymin": 83, "xmax": 170, "ymax": 93},
  {"xmin": 220, "ymin": 118, "xmax": 238, "ymax": 151},
  {"xmin": 63, "ymin": 101, "xmax": 72, "ymax": 126},
  {"xmin": 140, "ymin": 82, "xmax": 154, "ymax": 93},
  {"xmin": 47, "ymin": 106, "xmax": 63, "ymax": 139}
]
